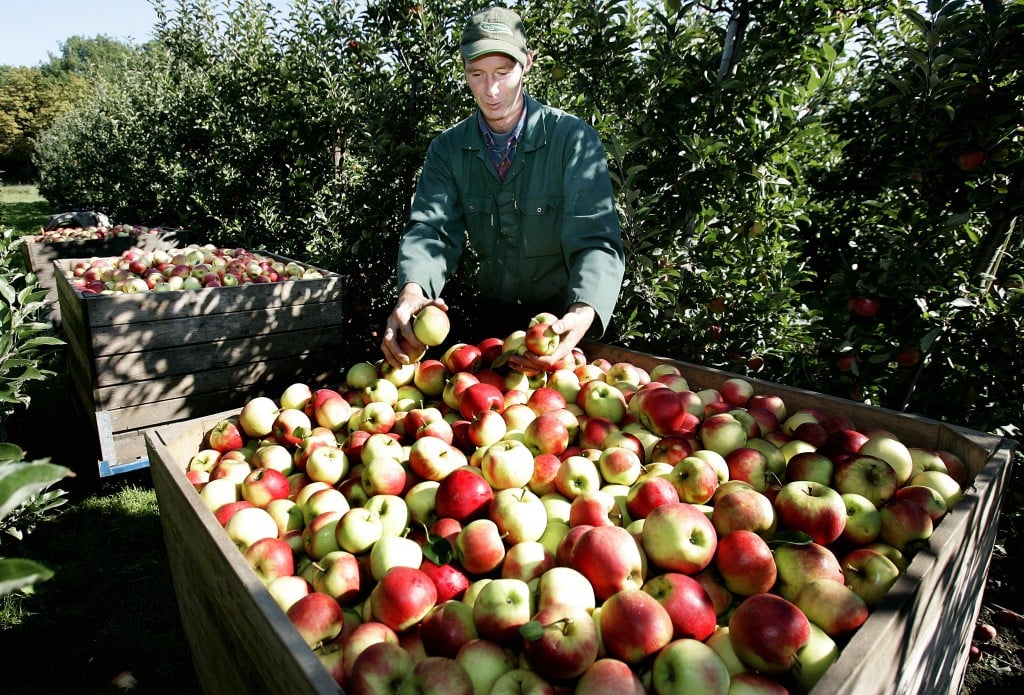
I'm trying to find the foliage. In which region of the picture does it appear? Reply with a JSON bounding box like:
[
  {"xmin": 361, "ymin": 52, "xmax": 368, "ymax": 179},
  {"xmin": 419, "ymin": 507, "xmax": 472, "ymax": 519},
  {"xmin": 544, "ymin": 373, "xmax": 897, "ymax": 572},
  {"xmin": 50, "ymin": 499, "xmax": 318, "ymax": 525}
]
[{"xmin": 28, "ymin": 0, "xmax": 1023, "ymax": 439}]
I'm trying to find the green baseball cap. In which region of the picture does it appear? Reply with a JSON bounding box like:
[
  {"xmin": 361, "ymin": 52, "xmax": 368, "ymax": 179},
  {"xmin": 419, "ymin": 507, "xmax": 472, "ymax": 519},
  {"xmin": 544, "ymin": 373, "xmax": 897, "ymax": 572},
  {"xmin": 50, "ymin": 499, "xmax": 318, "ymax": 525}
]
[{"xmin": 460, "ymin": 6, "xmax": 529, "ymax": 65}]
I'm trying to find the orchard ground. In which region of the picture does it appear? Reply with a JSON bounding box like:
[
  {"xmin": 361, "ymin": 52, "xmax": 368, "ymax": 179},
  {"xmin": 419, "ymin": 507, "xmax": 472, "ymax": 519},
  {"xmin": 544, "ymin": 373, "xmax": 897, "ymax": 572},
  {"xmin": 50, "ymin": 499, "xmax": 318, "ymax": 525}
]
[{"xmin": 1, "ymin": 356, "xmax": 1020, "ymax": 694}]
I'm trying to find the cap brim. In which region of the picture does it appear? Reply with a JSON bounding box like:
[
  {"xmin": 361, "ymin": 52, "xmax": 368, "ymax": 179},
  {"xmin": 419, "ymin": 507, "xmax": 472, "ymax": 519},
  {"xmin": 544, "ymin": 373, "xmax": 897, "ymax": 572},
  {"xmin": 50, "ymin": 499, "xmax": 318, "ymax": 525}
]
[{"xmin": 461, "ymin": 39, "xmax": 527, "ymax": 65}]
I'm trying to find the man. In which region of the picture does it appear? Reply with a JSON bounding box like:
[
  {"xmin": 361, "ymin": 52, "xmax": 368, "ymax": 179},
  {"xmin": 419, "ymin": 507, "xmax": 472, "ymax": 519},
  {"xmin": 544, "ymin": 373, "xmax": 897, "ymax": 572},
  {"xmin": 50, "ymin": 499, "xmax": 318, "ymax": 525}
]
[{"xmin": 381, "ymin": 5, "xmax": 624, "ymax": 371}]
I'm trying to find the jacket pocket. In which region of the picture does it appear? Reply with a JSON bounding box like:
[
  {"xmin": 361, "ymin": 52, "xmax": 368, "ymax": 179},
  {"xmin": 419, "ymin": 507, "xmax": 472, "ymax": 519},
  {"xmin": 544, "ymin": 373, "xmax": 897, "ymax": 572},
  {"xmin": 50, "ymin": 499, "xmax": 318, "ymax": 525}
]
[
  {"xmin": 461, "ymin": 195, "xmax": 497, "ymax": 258},
  {"xmin": 520, "ymin": 196, "xmax": 563, "ymax": 258}
]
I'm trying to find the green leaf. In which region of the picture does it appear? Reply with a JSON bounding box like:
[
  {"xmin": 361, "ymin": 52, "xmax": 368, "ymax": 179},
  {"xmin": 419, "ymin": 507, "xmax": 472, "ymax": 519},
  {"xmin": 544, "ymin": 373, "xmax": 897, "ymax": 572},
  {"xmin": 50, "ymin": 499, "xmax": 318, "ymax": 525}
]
[
  {"xmin": 0, "ymin": 443, "xmax": 27, "ymax": 463},
  {"xmin": 0, "ymin": 558, "xmax": 55, "ymax": 596},
  {"xmin": 0, "ymin": 462, "xmax": 74, "ymax": 520}
]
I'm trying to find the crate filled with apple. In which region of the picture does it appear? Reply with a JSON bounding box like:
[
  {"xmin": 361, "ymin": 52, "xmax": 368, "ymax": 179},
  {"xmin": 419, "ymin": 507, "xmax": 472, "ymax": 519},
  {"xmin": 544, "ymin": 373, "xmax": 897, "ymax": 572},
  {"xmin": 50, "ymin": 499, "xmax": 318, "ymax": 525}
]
[
  {"xmin": 53, "ymin": 244, "xmax": 344, "ymax": 477},
  {"xmin": 20, "ymin": 224, "xmax": 190, "ymax": 328},
  {"xmin": 145, "ymin": 322, "xmax": 1015, "ymax": 695}
]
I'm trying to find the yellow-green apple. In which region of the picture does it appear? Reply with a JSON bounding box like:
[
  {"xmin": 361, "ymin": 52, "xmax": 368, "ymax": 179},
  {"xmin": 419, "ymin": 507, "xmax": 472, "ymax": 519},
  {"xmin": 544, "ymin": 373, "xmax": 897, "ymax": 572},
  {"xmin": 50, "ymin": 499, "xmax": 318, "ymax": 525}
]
[
  {"xmin": 334, "ymin": 506, "xmax": 384, "ymax": 555},
  {"xmin": 538, "ymin": 519, "xmax": 570, "ymax": 558},
  {"xmin": 312, "ymin": 549, "xmax": 364, "ymax": 605},
  {"xmin": 247, "ymin": 442, "xmax": 291, "ymax": 475},
  {"xmin": 705, "ymin": 626, "xmax": 746, "ymax": 676},
  {"xmin": 721, "ymin": 671, "xmax": 788, "ymax": 694},
  {"xmin": 791, "ymin": 623, "xmax": 839, "ymax": 692},
  {"xmin": 625, "ymin": 475, "xmax": 680, "ymax": 520},
  {"xmin": 345, "ymin": 361, "xmax": 379, "ymax": 391},
  {"xmin": 520, "ymin": 603, "xmax": 599, "ymax": 681},
  {"xmin": 300, "ymin": 486, "xmax": 350, "ymax": 526},
  {"xmin": 340, "ymin": 620, "xmax": 401, "ymax": 680},
  {"xmin": 455, "ymin": 638, "xmax": 517, "ymax": 695},
  {"xmin": 356, "ymin": 400, "xmax": 397, "ymax": 434},
  {"xmin": 414, "ymin": 359, "xmax": 448, "ymax": 397},
  {"xmin": 369, "ymin": 565, "xmax": 438, "ymax": 632},
  {"xmin": 347, "ymin": 640, "xmax": 415, "ymax": 692},
  {"xmin": 455, "ymin": 518, "xmax": 506, "ymax": 575},
  {"xmin": 547, "ymin": 369, "xmax": 581, "ymax": 403},
  {"xmin": 711, "ymin": 484, "xmax": 777, "ymax": 537},
  {"xmin": 567, "ymin": 490, "xmax": 618, "ymax": 528},
  {"xmin": 280, "ymin": 381, "xmax": 313, "ymax": 411},
  {"xmin": 224, "ymin": 505, "xmax": 279, "ymax": 552},
  {"xmin": 840, "ymin": 492, "xmax": 882, "ymax": 545},
  {"xmin": 413, "ymin": 304, "xmax": 450, "ymax": 346},
  {"xmin": 841, "ymin": 547, "xmax": 902, "ymax": 607},
  {"xmin": 690, "ymin": 448, "xmax": 730, "ymax": 483},
  {"xmin": 434, "ymin": 467, "xmax": 493, "ymax": 522},
  {"xmin": 304, "ymin": 445, "xmax": 348, "ymax": 486},
  {"xmin": 879, "ymin": 498, "xmax": 934, "ymax": 552},
  {"xmin": 408, "ymin": 436, "xmax": 466, "ymax": 482},
  {"xmin": 833, "ymin": 454, "xmax": 899, "ymax": 507},
  {"xmin": 286, "ymin": 590, "xmax": 346, "ymax": 649},
  {"xmin": 501, "ymin": 402, "xmax": 537, "ymax": 433},
  {"xmin": 642, "ymin": 571, "xmax": 717, "ymax": 641},
  {"xmin": 523, "ymin": 413, "xmax": 570, "ymax": 457},
  {"xmin": 360, "ymin": 456, "xmax": 407, "ymax": 497},
  {"xmin": 209, "ymin": 455, "xmax": 252, "ymax": 486},
  {"xmin": 713, "ymin": 529, "xmax": 777, "ymax": 597},
  {"xmin": 554, "ymin": 455, "xmax": 602, "ymax": 500},
  {"xmin": 907, "ymin": 469, "xmax": 962, "ymax": 509},
  {"xmin": 570, "ymin": 525, "xmax": 645, "ymax": 600},
  {"xmin": 239, "ymin": 395, "xmax": 280, "ymax": 438},
  {"xmin": 443, "ymin": 343, "xmax": 483, "ymax": 374},
  {"xmin": 785, "ymin": 451, "xmax": 834, "ymax": 486},
  {"xmin": 595, "ymin": 446, "xmax": 642, "ymax": 486},
  {"xmin": 199, "ymin": 477, "xmax": 239, "ymax": 513},
  {"xmin": 472, "ymin": 578, "xmax": 534, "ymax": 648},
  {"xmin": 271, "ymin": 407, "xmax": 312, "ymax": 447},
  {"xmin": 363, "ymin": 493, "xmax": 410, "ymax": 537},
  {"xmin": 574, "ymin": 657, "xmax": 646, "ymax": 694},
  {"xmin": 526, "ymin": 386, "xmax": 567, "ymax": 415},
  {"xmin": 794, "ymin": 577, "xmax": 869, "ymax": 637},
  {"xmin": 773, "ymin": 480, "xmax": 847, "ymax": 546},
  {"xmin": 404, "ymin": 479, "xmax": 440, "ymax": 528},
  {"xmin": 598, "ymin": 588, "xmax": 674, "ymax": 665},
  {"xmin": 773, "ymin": 541, "xmax": 843, "ymax": 602},
  {"xmin": 481, "ymin": 439, "xmax": 536, "ymax": 490},
  {"xmin": 380, "ymin": 359, "xmax": 417, "ymax": 388},
  {"xmin": 243, "ymin": 536, "xmax": 295, "ymax": 585},
  {"xmin": 188, "ymin": 448, "xmax": 222, "ymax": 475},
  {"xmin": 535, "ymin": 566, "xmax": 596, "ymax": 613},
  {"xmin": 641, "ymin": 501, "xmax": 717, "ymax": 574},
  {"xmin": 488, "ymin": 487, "xmax": 547, "ymax": 545},
  {"xmin": 369, "ymin": 533, "xmax": 423, "ymax": 582},
  {"xmin": 489, "ymin": 668, "xmax": 555, "ymax": 694},
  {"xmin": 664, "ymin": 455, "xmax": 719, "ymax": 504},
  {"xmin": 360, "ymin": 432, "xmax": 404, "ymax": 466},
  {"xmin": 305, "ymin": 388, "xmax": 351, "ymax": 432},
  {"xmin": 468, "ymin": 409, "xmax": 507, "ymax": 448},
  {"xmin": 267, "ymin": 574, "xmax": 312, "ymax": 613},
  {"xmin": 524, "ymin": 321, "xmax": 560, "ymax": 356},
  {"xmin": 208, "ymin": 417, "xmax": 245, "ymax": 453},
  {"xmin": 577, "ymin": 380, "xmax": 627, "ymax": 423},
  {"xmin": 859, "ymin": 435, "xmax": 914, "ymax": 484},
  {"xmin": 240, "ymin": 467, "xmax": 290, "ymax": 508},
  {"xmin": 650, "ymin": 637, "xmax": 731, "ymax": 695},
  {"xmin": 292, "ymin": 427, "xmax": 338, "ymax": 470},
  {"xmin": 892, "ymin": 483, "xmax": 949, "ymax": 522},
  {"xmin": 781, "ymin": 408, "xmax": 826, "ymax": 435},
  {"xmin": 728, "ymin": 593, "xmax": 811, "ymax": 675},
  {"xmin": 301, "ymin": 510, "xmax": 344, "ymax": 560},
  {"xmin": 699, "ymin": 412, "xmax": 748, "ymax": 456}
]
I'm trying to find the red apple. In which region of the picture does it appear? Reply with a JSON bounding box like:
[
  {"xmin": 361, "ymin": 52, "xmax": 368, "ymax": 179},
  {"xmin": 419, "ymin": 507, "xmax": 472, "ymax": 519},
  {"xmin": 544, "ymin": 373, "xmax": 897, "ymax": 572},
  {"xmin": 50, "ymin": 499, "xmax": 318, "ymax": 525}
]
[
  {"xmin": 598, "ymin": 589, "xmax": 674, "ymax": 665},
  {"xmin": 728, "ymin": 593, "xmax": 811, "ymax": 675},
  {"xmin": 641, "ymin": 571, "xmax": 717, "ymax": 641},
  {"xmin": 569, "ymin": 525, "xmax": 644, "ymax": 600},
  {"xmin": 714, "ymin": 529, "xmax": 778, "ymax": 596}
]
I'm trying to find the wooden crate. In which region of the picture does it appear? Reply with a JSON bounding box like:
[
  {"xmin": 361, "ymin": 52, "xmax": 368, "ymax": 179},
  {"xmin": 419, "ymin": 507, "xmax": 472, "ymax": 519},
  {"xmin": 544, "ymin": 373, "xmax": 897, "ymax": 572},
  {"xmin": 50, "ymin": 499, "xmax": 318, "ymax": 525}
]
[
  {"xmin": 145, "ymin": 342, "xmax": 1016, "ymax": 695},
  {"xmin": 54, "ymin": 254, "xmax": 345, "ymax": 477},
  {"xmin": 20, "ymin": 228, "xmax": 189, "ymax": 329}
]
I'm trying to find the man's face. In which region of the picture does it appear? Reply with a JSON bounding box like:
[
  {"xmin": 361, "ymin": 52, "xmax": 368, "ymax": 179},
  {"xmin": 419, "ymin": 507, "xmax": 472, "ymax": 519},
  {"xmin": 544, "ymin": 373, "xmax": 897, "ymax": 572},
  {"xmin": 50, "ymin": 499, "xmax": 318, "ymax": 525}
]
[{"xmin": 465, "ymin": 52, "xmax": 532, "ymax": 133}]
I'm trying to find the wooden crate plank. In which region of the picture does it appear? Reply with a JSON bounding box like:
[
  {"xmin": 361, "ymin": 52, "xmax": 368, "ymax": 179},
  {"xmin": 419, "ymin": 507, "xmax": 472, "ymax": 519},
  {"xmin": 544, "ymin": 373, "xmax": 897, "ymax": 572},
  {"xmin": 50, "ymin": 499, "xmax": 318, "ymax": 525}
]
[{"xmin": 146, "ymin": 421, "xmax": 340, "ymax": 695}]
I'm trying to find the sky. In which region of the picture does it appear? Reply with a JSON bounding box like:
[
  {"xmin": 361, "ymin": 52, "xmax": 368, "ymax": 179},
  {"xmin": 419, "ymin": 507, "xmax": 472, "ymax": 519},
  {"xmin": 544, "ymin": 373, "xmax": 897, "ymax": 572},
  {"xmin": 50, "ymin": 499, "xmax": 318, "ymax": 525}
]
[{"xmin": 0, "ymin": 0, "xmax": 294, "ymax": 68}]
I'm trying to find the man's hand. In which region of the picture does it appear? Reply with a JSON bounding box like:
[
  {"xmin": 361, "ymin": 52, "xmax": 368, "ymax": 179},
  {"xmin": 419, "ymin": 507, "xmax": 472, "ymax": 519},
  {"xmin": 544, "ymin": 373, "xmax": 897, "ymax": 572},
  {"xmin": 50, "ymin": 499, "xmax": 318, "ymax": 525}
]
[
  {"xmin": 381, "ymin": 284, "xmax": 448, "ymax": 367},
  {"xmin": 509, "ymin": 303, "xmax": 595, "ymax": 373}
]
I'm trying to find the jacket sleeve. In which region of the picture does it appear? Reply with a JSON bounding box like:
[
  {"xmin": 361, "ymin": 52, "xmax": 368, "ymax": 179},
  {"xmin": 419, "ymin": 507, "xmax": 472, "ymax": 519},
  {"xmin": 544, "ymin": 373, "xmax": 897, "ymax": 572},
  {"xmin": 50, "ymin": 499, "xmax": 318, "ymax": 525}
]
[
  {"xmin": 396, "ymin": 135, "xmax": 466, "ymax": 299},
  {"xmin": 560, "ymin": 122, "xmax": 625, "ymax": 336}
]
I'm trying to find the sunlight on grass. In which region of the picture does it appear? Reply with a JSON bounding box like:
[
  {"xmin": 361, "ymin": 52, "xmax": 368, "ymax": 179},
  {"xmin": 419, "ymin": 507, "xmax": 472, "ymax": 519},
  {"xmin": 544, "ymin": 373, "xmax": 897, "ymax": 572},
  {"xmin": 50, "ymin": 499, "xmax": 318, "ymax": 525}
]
[{"xmin": 1, "ymin": 184, "xmax": 53, "ymax": 236}]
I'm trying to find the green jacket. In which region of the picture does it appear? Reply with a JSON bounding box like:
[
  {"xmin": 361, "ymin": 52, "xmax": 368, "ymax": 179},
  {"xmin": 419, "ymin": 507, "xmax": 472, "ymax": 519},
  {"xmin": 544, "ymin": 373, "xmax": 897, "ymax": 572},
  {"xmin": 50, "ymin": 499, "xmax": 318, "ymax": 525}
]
[{"xmin": 397, "ymin": 93, "xmax": 625, "ymax": 335}]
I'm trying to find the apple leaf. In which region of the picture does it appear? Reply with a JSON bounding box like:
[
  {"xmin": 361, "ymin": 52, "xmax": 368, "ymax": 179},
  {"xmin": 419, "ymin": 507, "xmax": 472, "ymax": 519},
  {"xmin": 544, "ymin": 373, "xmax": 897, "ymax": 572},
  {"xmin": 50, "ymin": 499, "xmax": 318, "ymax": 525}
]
[
  {"xmin": 519, "ymin": 620, "xmax": 545, "ymax": 642},
  {"xmin": 767, "ymin": 531, "xmax": 815, "ymax": 547},
  {"xmin": 0, "ymin": 558, "xmax": 55, "ymax": 596},
  {"xmin": 0, "ymin": 461, "xmax": 74, "ymax": 521},
  {"xmin": 422, "ymin": 536, "xmax": 453, "ymax": 566}
]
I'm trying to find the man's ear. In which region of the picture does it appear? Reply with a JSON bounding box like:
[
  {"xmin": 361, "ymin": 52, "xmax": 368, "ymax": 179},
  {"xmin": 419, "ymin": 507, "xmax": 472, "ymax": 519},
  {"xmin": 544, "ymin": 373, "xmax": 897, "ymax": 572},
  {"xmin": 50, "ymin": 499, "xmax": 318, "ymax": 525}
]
[{"xmin": 522, "ymin": 50, "xmax": 535, "ymax": 75}]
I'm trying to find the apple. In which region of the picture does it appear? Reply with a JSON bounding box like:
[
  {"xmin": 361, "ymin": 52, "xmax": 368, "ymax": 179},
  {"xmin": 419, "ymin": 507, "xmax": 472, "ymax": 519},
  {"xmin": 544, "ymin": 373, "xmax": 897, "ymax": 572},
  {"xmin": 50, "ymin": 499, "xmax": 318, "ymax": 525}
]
[
  {"xmin": 272, "ymin": 407, "xmax": 312, "ymax": 446},
  {"xmin": 368, "ymin": 533, "xmax": 423, "ymax": 581},
  {"xmin": 488, "ymin": 668, "xmax": 555, "ymax": 695},
  {"xmin": 833, "ymin": 454, "xmax": 900, "ymax": 507},
  {"xmin": 714, "ymin": 529, "xmax": 777, "ymax": 596},
  {"xmin": 841, "ymin": 492, "xmax": 882, "ymax": 545},
  {"xmin": 569, "ymin": 525, "xmax": 645, "ymax": 600},
  {"xmin": 240, "ymin": 467, "xmax": 290, "ymax": 508},
  {"xmin": 419, "ymin": 599, "xmax": 478, "ymax": 658},
  {"xmin": 574, "ymin": 657, "xmax": 646, "ymax": 695},
  {"xmin": 243, "ymin": 536, "xmax": 295, "ymax": 585},
  {"xmin": 878, "ymin": 498, "xmax": 934, "ymax": 552},
  {"xmin": 699, "ymin": 412, "xmax": 748, "ymax": 456},
  {"xmin": 711, "ymin": 484, "xmax": 776, "ymax": 537},
  {"xmin": 347, "ymin": 640, "xmax": 415, "ymax": 692},
  {"xmin": 859, "ymin": 435, "xmax": 914, "ymax": 484},
  {"xmin": 728, "ymin": 593, "xmax": 811, "ymax": 675},
  {"xmin": 468, "ymin": 409, "xmax": 508, "ymax": 448},
  {"xmin": 725, "ymin": 672, "xmax": 789, "ymax": 694},
  {"xmin": 641, "ymin": 502, "xmax": 717, "ymax": 574},
  {"xmin": 208, "ymin": 417, "xmax": 245, "ymax": 452},
  {"xmin": 299, "ymin": 487, "xmax": 350, "ymax": 525},
  {"xmin": 199, "ymin": 477, "xmax": 240, "ymax": 513},
  {"xmin": 188, "ymin": 448, "xmax": 222, "ymax": 475},
  {"xmin": 841, "ymin": 547, "xmax": 902, "ymax": 607},
  {"xmin": 339, "ymin": 620, "xmax": 401, "ymax": 680},
  {"xmin": 524, "ymin": 322, "xmax": 560, "ymax": 356},
  {"xmin": 773, "ymin": 480, "xmax": 847, "ymax": 546},
  {"xmin": 650, "ymin": 638, "xmax": 731, "ymax": 695},
  {"xmin": 369, "ymin": 565, "xmax": 438, "ymax": 632},
  {"xmin": 535, "ymin": 566, "xmax": 597, "ymax": 614},
  {"xmin": 480, "ymin": 439, "xmax": 535, "ymax": 490},
  {"xmin": 892, "ymin": 483, "xmax": 949, "ymax": 522},
  {"xmin": 567, "ymin": 490, "xmax": 618, "ymax": 528},
  {"xmin": 443, "ymin": 343, "xmax": 483, "ymax": 374},
  {"xmin": 593, "ymin": 445, "xmax": 641, "ymax": 486},
  {"xmin": 210, "ymin": 456, "xmax": 253, "ymax": 486},
  {"xmin": 791, "ymin": 622, "xmax": 840, "ymax": 692},
  {"xmin": 335, "ymin": 506, "xmax": 385, "ymax": 555},
  {"xmin": 455, "ymin": 518, "xmax": 506, "ymax": 575},
  {"xmin": 304, "ymin": 445, "xmax": 349, "ymax": 486},
  {"xmin": 578, "ymin": 380, "xmax": 628, "ymax": 423},
  {"xmin": 554, "ymin": 455, "xmax": 602, "ymax": 500},
  {"xmin": 773, "ymin": 541, "xmax": 844, "ymax": 602},
  {"xmin": 519, "ymin": 602, "xmax": 599, "ymax": 681},
  {"xmin": 408, "ymin": 436, "xmax": 467, "ymax": 482},
  {"xmin": 631, "ymin": 387, "xmax": 701, "ymax": 437},
  {"xmin": 784, "ymin": 451, "xmax": 834, "ymax": 486},
  {"xmin": 302, "ymin": 510, "xmax": 344, "ymax": 560},
  {"xmin": 286, "ymin": 590, "xmax": 346, "ymax": 648},
  {"xmin": 434, "ymin": 467, "xmax": 493, "ymax": 522},
  {"xmin": 907, "ymin": 469, "xmax": 963, "ymax": 509},
  {"xmin": 472, "ymin": 578, "xmax": 534, "ymax": 648},
  {"xmin": 311, "ymin": 549, "xmax": 364, "ymax": 605},
  {"xmin": 793, "ymin": 577, "xmax": 870, "ymax": 637},
  {"xmin": 625, "ymin": 475, "xmax": 680, "ymax": 520},
  {"xmin": 455, "ymin": 638, "xmax": 517, "ymax": 695},
  {"xmin": 663, "ymin": 455, "xmax": 719, "ymax": 504},
  {"xmin": 528, "ymin": 453, "xmax": 562, "ymax": 497},
  {"xmin": 213, "ymin": 500, "xmax": 255, "ymax": 527},
  {"xmin": 642, "ymin": 571, "xmax": 717, "ymax": 641},
  {"xmin": 487, "ymin": 487, "xmax": 546, "ymax": 546},
  {"xmin": 523, "ymin": 413, "xmax": 571, "ymax": 457},
  {"xmin": 418, "ymin": 558, "xmax": 469, "ymax": 603},
  {"xmin": 598, "ymin": 588, "xmax": 674, "ymax": 665},
  {"xmin": 238, "ymin": 395, "xmax": 280, "ymax": 438},
  {"xmin": 224, "ymin": 505, "xmax": 279, "ymax": 552},
  {"xmin": 267, "ymin": 574, "xmax": 312, "ymax": 613},
  {"xmin": 401, "ymin": 655, "xmax": 474, "ymax": 695},
  {"xmin": 413, "ymin": 304, "xmax": 450, "ymax": 346}
]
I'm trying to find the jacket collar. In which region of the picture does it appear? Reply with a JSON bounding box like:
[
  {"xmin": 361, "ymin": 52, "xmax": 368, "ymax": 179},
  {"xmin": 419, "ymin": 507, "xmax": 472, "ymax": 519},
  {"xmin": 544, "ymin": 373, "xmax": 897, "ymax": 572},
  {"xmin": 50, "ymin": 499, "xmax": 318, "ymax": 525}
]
[{"xmin": 463, "ymin": 93, "xmax": 546, "ymax": 152}]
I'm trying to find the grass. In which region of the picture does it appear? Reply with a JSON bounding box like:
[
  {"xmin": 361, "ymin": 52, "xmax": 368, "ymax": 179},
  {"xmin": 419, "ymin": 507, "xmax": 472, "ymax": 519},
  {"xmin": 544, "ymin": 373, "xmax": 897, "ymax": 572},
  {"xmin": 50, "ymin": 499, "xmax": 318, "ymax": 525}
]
[{"xmin": 1, "ymin": 185, "xmax": 54, "ymax": 236}]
